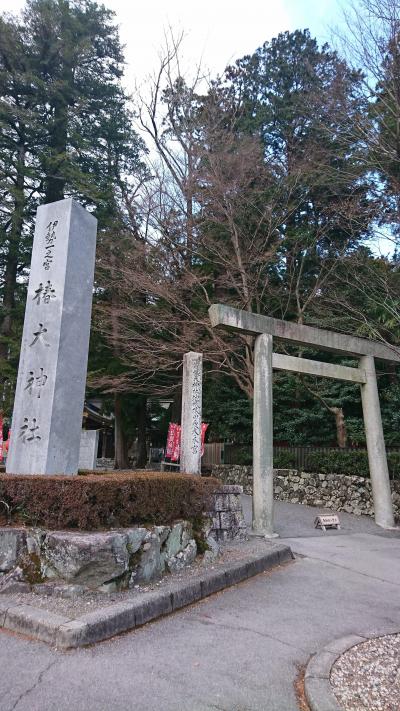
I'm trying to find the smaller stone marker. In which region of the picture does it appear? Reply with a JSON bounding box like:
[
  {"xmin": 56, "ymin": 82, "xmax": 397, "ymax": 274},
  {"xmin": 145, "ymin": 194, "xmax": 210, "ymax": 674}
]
[
  {"xmin": 7, "ymin": 198, "xmax": 97, "ymax": 476},
  {"xmin": 314, "ymin": 514, "xmax": 340, "ymax": 531},
  {"xmin": 180, "ymin": 352, "xmax": 202, "ymax": 475},
  {"xmin": 78, "ymin": 430, "xmax": 99, "ymax": 470}
]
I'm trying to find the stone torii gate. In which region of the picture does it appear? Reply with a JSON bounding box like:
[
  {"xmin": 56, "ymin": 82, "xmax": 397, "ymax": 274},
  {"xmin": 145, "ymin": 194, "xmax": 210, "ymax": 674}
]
[{"xmin": 209, "ymin": 304, "xmax": 400, "ymax": 535}]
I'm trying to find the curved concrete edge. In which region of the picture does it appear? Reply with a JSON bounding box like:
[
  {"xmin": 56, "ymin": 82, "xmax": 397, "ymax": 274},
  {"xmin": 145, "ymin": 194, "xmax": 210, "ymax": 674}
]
[
  {"xmin": 0, "ymin": 542, "xmax": 293, "ymax": 649},
  {"xmin": 304, "ymin": 625, "xmax": 400, "ymax": 711}
]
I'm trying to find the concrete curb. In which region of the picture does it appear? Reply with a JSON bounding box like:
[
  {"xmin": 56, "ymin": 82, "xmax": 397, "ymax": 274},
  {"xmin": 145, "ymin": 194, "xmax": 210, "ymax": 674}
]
[
  {"xmin": 0, "ymin": 542, "xmax": 293, "ymax": 649},
  {"xmin": 304, "ymin": 625, "xmax": 400, "ymax": 711}
]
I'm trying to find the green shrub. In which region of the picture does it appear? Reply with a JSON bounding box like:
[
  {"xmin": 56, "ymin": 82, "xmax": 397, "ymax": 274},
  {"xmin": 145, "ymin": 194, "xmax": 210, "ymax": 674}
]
[
  {"xmin": 303, "ymin": 449, "xmax": 400, "ymax": 479},
  {"xmin": 388, "ymin": 451, "xmax": 400, "ymax": 479},
  {"xmin": 233, "ymin": 447, "xmax": 253, "ymax": 465},
  {"xmin": 303, "ymin": 450, "xmax": 369, "ymax": 476},
  {"xmin": 274, "ymin": 450, "xmax": 297, "ymax": 469},
  {"xmin": 228, "ymin": 448, "xmax": 297, "ymax": 468}
]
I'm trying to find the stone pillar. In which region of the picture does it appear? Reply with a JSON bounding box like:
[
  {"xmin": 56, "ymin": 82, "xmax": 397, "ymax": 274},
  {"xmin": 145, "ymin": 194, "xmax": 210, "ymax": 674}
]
[
  {"xmin": 252, "ymin": 333, "xmax": 277, "ymax": 536},
  {"xmin": 7, "ymin": 198, "xmax": 97, "ymax": 476},
  {"xmin": 180, "ymin": 352, "xmax": 202, "ymax": 475},
  {"xmin": 79, "ymin": 430, "xmax": 100, "ymax": 470},
  {"xmin": 360, "ymin": 355, "xmax": 395, "ymax": 528}
]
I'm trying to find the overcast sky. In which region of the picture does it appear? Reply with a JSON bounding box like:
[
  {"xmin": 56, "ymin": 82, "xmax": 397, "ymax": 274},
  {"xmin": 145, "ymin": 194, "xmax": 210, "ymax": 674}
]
[{"xmin": 0, "ymin": 0, "xmax": 342, "ymax": 88}]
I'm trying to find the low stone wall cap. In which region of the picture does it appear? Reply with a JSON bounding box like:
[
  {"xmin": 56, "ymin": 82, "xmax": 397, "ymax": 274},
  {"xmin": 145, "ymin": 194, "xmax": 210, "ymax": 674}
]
[{"xmin": 215, "ymin": 484, "xmax": 243, "ymax": 494}]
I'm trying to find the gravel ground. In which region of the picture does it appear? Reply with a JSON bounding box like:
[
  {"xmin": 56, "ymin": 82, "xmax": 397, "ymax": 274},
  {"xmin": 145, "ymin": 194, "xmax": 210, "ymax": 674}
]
[
  {"xmin": 2, "ymin": 536, "xmax": 280, "ymax": 619},
  {"xmin": 330, "ymin": 634, "xmax": 400, "ymax": 711}
]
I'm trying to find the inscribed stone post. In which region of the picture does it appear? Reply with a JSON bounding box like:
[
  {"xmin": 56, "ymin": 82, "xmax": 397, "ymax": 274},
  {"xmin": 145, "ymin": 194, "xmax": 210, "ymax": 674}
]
[
  {"xmin": 6, "ymin": 198, "xmax": 97, "ymax": 476},
  {"xmin": 180, "ymin": 352, "xmax": 202, "ymax": 475},
  {"xmin": 78, "ymin": 430, "xmax": 100, "ymax": 471}
]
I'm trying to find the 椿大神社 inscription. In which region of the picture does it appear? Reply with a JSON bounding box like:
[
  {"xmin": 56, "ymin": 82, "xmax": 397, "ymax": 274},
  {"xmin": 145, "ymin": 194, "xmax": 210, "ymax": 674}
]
[{"xmin": 6, "ymin": 198, "xmax": 97, "ymax": 476}]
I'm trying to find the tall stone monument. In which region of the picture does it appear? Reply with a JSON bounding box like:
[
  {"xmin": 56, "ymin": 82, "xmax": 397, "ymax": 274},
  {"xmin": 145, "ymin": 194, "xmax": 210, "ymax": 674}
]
[
  {"xmin": 180, "ymin": 352, "xmax": 202, "ymax": 475},
  {"xmin": 6, "ymin": 198, "xmax": 97, "ymax": 476}
]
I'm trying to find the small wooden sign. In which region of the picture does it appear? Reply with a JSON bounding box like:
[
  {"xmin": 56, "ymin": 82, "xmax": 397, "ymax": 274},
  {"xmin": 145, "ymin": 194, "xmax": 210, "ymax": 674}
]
[{"xmin": 314, "ymin": 514, "xmax": 340, "ymax": 531}]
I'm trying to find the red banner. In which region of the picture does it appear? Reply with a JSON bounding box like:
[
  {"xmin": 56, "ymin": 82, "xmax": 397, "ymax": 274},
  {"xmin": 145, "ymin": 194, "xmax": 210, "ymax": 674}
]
[
  {"xmin": 170, "ymin": 425, "xmax": 181, "ymax": 462},
  {"xmin": 201, "ymin": 422, "xmax": 208, "ymax": 456},
  {"xmin": 165, "ymin": 423, "xmax": 177, "ymax": 459},
  {"xmin": 166, "ymin": 422, "xmax": 207, "ymax": 462}
]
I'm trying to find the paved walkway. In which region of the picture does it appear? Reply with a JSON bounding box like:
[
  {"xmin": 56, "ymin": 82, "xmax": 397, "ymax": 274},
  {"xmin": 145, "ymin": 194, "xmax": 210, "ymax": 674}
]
[{"xmin": 0, "ymin": 501, "xmax": 399, "ymax": 711}]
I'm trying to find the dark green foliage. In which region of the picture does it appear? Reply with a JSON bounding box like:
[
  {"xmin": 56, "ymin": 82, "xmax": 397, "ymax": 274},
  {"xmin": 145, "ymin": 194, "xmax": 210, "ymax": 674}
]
[
  {"xmin": 0, "ymin": 0, "xmax": 146, "ymax": 418},
  {"xmin": 303, "ymin": 450, "xmax": 400, "ymax": 479},
  {"xmin": 202, "ymin": 377, "xmax": 253, "ymax": 444},
  {"xmin": 223, "ymin": 447, "xmax": 297, "ymax": 468},
  {"xmin": 231, "ymin": 447, "xmax": 252, "ymax": 466},
  {"xmin": 273, "ymin": 450, "xmax": 298, "ymax": 469}
]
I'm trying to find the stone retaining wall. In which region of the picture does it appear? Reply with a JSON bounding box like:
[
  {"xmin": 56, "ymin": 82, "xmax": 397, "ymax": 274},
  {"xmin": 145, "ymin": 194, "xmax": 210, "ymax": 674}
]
[
  {"xmin": 0, "ymin": 521, "xmax": 198, "ymax": 594},
  {"xmin": 211, "ymin": 465, "xmax": 400, "ymax": 519},
  {"xmin": 0, "ymin": 484, "xmax": 248, "ymax": 595}
]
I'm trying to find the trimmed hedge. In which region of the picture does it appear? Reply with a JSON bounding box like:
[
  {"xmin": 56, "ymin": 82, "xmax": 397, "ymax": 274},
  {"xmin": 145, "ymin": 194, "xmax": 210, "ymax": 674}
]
[
  {"xmin": 228, "ymin": 448, "xmax": 298, "ymax": 468},
  {"xmin": 303, "ymin": 450, "xmax": 400, "ymax": 479},
  {"xmin": 0, "ymin": 471, "xmax": 219, "ymax": 530}
]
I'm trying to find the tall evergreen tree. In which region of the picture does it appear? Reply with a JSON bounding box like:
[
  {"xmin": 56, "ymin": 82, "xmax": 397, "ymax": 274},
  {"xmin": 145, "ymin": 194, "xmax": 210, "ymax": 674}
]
[{"xmin": 0, "ymin": 0, "xmax": 145, "ymax": 418}]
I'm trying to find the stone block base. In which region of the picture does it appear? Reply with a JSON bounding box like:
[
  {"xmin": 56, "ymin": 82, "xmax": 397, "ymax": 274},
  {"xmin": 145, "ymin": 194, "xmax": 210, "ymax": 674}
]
[
  {"xmin": 207, "ymin": 485, "xmax": 247, "ymax": 541},
  {"xmin": 0, "ymin": 521, "xmax": 197, "ymax": 593}
]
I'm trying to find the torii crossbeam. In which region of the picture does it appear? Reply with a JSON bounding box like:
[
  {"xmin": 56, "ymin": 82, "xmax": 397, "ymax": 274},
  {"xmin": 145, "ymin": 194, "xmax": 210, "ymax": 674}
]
[{"xmin": 209, "ymin": 304, "xmax": 400, "ymax": 535}]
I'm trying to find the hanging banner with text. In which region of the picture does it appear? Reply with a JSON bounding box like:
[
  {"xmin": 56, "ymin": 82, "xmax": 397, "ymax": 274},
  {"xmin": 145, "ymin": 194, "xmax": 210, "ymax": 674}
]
[
  {"xmin": 165, "ymin": 422, "xmax": 177, "ymax": 459},
  {"xmin": 0, "ymin": 414, "xmax": 3, "ymax": 461},
  {"xmin": 201, "ymin": 423, "xmax": 208, "ymax": 456},
  {"xmin": 170, "ymin": 425, "xmax": 181, "ymax": 462}
]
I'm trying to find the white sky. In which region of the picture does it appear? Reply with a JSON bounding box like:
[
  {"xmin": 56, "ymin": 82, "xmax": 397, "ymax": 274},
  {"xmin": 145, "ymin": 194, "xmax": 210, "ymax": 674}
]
[{"xmin": 0, "ymin": 0, "xmax": 341, "ymax": 88}]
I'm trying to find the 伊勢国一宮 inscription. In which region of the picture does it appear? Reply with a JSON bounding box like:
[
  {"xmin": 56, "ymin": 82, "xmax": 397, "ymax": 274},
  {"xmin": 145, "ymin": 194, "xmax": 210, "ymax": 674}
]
[{"xmin": 43, "ymin": 220, "xmax": 58, "ymax": 270}]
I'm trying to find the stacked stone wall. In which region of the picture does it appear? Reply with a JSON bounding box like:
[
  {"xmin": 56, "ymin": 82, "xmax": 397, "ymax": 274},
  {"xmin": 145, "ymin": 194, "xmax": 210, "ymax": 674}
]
[
  {"xmin": 211, "ymin": 465, "xmax": 400, "ymax": 519},
  {"xmin": 0, "ymin": 522, "xmax": 198, "ymax": 593},
  {"xmin": 208, "ymin": 485, "xmax": 247, "ymax": 541},
  {"xmin": 0, "ymin": 484, "xmax": 248, "ymax": 594}
]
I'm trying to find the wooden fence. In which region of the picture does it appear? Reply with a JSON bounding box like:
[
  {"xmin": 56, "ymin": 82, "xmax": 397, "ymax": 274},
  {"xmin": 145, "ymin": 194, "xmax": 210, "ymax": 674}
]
[
  {"xmin": 202, "ymin": 442, "xmax": 225, "ymax": 466},
  {"xmin": 203, "ymin": 443, "xmax": 400, "ymax": 468}
]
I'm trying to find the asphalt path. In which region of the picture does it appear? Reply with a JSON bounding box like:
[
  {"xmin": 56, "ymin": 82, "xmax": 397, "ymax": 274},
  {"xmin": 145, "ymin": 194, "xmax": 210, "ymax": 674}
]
[{"xmin": 0, "ymin": 500, "xmax": 399, "ymax": 711}]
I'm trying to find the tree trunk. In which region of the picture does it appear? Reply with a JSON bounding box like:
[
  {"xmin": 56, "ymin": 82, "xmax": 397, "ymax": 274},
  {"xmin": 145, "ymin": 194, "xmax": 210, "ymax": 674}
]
[
  {"xmin": 170, "ymin": 388, "xmax": 182, "ymax": 424},
  {"xmin": 0, "ymin": 140, "xmax": 25, "ymax": 363},
  {"xmin": 44, "ymin": 95, "xmax": 68, "ymax": 203},
  {"xmin": 114, "ymin": 393, "xmax": 128, "ymax": 468},
  {"xmin": 44, "ymin": 6, "xmax": 72, "ymax": 204},
  {"xmin": 136, "ymin": 396, "xmax": 148, "ymax": 468},
  {"xmin": 332, "ymin": 406, "xmax": 347, "ymax": 449}
]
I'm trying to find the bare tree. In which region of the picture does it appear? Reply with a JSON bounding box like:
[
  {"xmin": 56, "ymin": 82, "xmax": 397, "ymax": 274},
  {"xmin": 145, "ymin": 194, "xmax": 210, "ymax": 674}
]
[
  {"xmin": 335, "ymin": 0, "xmax": 400, "ymax": 235},
  {"xmin": 94, "ymin": 29, "xmax": 386, "ymax": 455}
]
